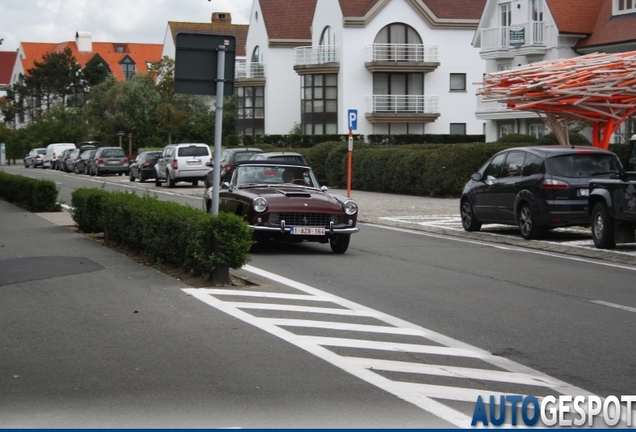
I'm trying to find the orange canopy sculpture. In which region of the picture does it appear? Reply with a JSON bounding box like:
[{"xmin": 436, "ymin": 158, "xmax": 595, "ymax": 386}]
[{"xmin": 478, "ymin": 51, "xmax": 636, "ymax": 149}]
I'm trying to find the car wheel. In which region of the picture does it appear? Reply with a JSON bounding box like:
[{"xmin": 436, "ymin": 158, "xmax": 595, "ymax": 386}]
[
  {"xmin": 139, "ymin": 172, "xmax": 146, "ymax": 183},
  {"xmin": 591, "ymin": 202, "xmax": 615, "ymax": 249},
  {"xmin": 167, "ymin": 171, "xmax": 176, "ymax": 188},
  {"xmin": 129, "ymin": 171, "xmax": 135, "ymax": 182},
  {"xmin": 518, "ymin": 203, "xmax": 542, "ymax": 240},
  {"xmin": 329, "ymin": 234, "xmax": 351, "ymax": 254},
  {"xmin": 24, "ymin": 160, "xmax": 28, "ymax": 168},
  {"xmin": 192, "ymin": 180, "xmax": 199, "ymax": 187},
  {"xmin": 460, "ymin": 199, "xmax": 481, "ymax": 232},
  {"xmin": 155, "ymin": 177, "xmax": 162, "ymax": 187},
  {"xmin": 96, "ymin": 169, "xmax": 101, "ymax": 176}
]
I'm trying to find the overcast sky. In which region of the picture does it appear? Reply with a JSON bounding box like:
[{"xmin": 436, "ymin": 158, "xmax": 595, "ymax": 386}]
[{"xmin": 0, "ymin": 0, "xmax": 252, "ymax": 52}]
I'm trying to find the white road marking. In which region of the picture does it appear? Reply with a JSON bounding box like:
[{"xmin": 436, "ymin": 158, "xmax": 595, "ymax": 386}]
[
  {"xmin": 366, "ymin": 223, "xmax": 636, "ymax": 272},
  {"xmin": 590, "ymin": 300, "xmax": 636, "ymax": 314},
  {"xmin": 183, "ymin": 264, "xmax": 595, "ymax": 427}
]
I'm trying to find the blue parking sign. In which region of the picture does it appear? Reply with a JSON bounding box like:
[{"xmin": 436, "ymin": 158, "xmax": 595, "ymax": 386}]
[{"xmin": 348, "ymin": 109, "xmax": 358, "ymax": 131}]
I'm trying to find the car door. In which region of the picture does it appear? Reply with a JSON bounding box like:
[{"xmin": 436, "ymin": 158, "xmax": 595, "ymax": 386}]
[
  {"xmin": 472, "ymin": 152, "xmax": 506, "ymax": 221},
  {"xmin": 156, "ymin": 147, "xmax": 173, "ymax": 179},
  {"xmin": 494, "ymin": 151, "xmax": 526, "ymax": 223}
]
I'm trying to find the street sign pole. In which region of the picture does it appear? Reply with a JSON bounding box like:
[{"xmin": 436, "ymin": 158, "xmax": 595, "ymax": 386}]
[{"xmin": 211, "ymin": 46, "xmax": 226, "ymax": 216}]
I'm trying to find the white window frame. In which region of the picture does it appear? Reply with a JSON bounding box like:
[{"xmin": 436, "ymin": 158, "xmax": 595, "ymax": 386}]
[
  {"xmin": 529, "ymin": 123, "xmax": 545, "ymax": 139},
  {"xmin": 613, "ymin": 0, "xmax": 635, "ymax": 15},
  {"xmin": 500, "ymin": 124, "xmax": 514, "ymax": 138}
]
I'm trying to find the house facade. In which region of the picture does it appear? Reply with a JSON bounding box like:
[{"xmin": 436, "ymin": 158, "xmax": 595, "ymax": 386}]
[
  {"xmin": 8, "ymin": 32, "xmax": 162, "ymax": 127},
  {"xmin": 0, "ymin": 51, "xmax": 17, "ymax": 99},
  {"xmin": 241, "ymin": 0, "xmax": 487, "ymax": 137},
  {"xmin": 473, "ymin": 0, "xmax": 636, "ymax": 142}
]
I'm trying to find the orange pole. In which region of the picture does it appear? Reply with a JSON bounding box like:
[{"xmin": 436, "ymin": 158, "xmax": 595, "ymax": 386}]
[{"xmin": 347, "ymin": 130, "xmax": 353, "ymax": 198}]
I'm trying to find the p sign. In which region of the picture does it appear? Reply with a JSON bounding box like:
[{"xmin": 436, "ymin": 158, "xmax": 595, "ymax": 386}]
[{"xmin": 348, "ymin": 109, "xmax": 358, "ymax": 131}]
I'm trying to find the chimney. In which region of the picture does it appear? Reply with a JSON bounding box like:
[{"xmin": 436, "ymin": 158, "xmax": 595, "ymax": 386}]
[
  {"xmin": 211, "ymin": 12, "xmax": 231, "ymax": 23},
  {"xmin": 75, "ymin": 31, "xmax": 92, "ymax": 52}
]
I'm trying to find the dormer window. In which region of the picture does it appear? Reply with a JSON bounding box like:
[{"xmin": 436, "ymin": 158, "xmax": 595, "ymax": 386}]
[
  {"xmin": 614, "ymin": 0, "xmax": 635, "ymax": 15},
  {"xmin": 114, "ymin": 44, "xmax": 127, "ymax": 53},
  {"xmin": 120, "ymin": 56, "xmax": 136, "ymax": 81}
]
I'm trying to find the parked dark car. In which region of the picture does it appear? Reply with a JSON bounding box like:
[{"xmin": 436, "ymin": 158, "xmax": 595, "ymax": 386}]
[
  {"xmin": 24, "ymin": 148, "xmax": 47, "ymax": 168},
  {"xmin": 74, "ymin": 149, "xmax": 97, "ymax": 174},
  {"xmin": 203, "ymin": 161, "xmax": 359, "ymax": 253},
  {"xmin": 57, "ymin": 149, "xmax": 75, "ymax": 172},
  {"xmin": 460, "ymin": 146, "xmax": 623, "ymax": 240},
  {"xmin": 204, "ymin": 147, "xmax": 263, "ymax": 187},
  {"xmin": 62, "ymin": 148, "xmax": 82, "ymax": 172},
  {"xmin": 89, "ymin": 147, "xmax": 129, "ymax": 176},
  {"xmin": 248, "ymin": 151, "xmax": 308, "ymax": 165},
  {"xmin": 129, "ymin": 151, "xmax": 162, "ymax": 182}
]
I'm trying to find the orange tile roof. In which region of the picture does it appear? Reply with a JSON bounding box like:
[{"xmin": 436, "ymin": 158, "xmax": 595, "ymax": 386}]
[
  {"xmin": 338, "ymin": 0, "xmax": 486, "ymax": 20},
  {"xmin": 0, "ymin": 51, "xmax": 18, "ymax": 86},
  {"xmin": 260, "ymin": 0, "xmax": 317, "ymax": 40},
  {"xmin": 168, "ymin": 21, "xmax": 248, "ymax": 57},
  {"xmin": 19, "ymin": 40, "xmax": 163, "ymax": 81},
  {"xmin": 574, "ymin": 0, "xmax": 636, "ymax": 48},
  {"xmin": 546, "ymin": 0, "xmax": 602, "ymax": 34}
]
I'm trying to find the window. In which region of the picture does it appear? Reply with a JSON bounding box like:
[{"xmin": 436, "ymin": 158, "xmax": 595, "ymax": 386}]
[
  {"xmin": 531, "ymin": 0, "xmax": 543, "ymax": 21},
  {"xmin": 250, "ymin": 46, "xmax": 264, "ymax": 77},
  {"xmin": 120, "ymin": 57, "xmax": 136, "ymax": 81},
  {"xmin": 502, "ymin": 151, "xmax": 525, "ymax": 177},
  {"xmin": 301, "ymin": 73, "xmax": 338, "ymax": 135},
  {"xmin": 450, "ymin": 123, "xmax": 466, "ymax": 135},
  {"xmin": 374, "ymin": 23, "xmax": 422, "ymax": 61},
  {"xmin": 500, "ymin": 124, "xmax": 514, "ymax": 138},
  {"xmin": 319, "ymin": 26, "xmax": 337, "ymax": 63},
  {"xmin": 450, "ymin": 73, "xmax": 466, "ymax": 91},
  {"xmin": 529, "ymin": 123, "xmax": 545, "ymax": 139},
  {"xmin": 484, "ymin": 153, "xmax": 506, "ymax": 180},
  {"xmin": 373, "ymin": 73, "xmax": 423, "ymax": 112},
  {"xmin": 235, "ymin": 86, "xmax": 265, "ymax": 136},
  {"xmin": 614, "ymin": 0, "xmax": 635, "ymax": 15}
]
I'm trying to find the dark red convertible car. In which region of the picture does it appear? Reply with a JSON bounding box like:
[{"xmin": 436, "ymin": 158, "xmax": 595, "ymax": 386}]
[{"xmin": 203, "ymin": 161, "xmax": 359, "ymax": 253}]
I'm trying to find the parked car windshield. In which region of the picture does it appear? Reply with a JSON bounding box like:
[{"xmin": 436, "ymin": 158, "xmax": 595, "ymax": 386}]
[
  {"xmin": 234, "ymin": 151, "xmax": 261, "ymax": 162},
  {"xmin": 177, "ymin": 146, "xmax": 209, "ymax": 157},
  {"xmin": 546, "ymin": 153, "xmax": 622, "ymax": 178},
  {"xmin": 234, "ymin": 165, "xmax": 319, "ymax": 188}
]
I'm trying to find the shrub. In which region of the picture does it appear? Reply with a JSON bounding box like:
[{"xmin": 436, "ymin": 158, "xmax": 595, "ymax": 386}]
[{"xmin": 0, "ymin": 171, "xmax": 60, "ymax": 212}]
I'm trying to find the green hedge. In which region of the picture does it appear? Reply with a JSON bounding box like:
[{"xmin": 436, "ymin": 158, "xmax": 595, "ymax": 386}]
[
  {"xmin": 0, "ymin": 171, "xmax": 60, "ymax": 212},
  {"xmin": 71, "ymin": 188, "xmax": 253, "ymax": 275}
]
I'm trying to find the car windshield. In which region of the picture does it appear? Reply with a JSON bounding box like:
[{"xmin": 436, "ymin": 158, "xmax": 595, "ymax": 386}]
[
  {"xmin": 234, "ymin": 165, "xmax": 319, "ymax": 188},
  {"xmin": 546, "ymin": 153, "xmax": 622, "ymax": 178},
  {"xmin": 235, "ymin": 152, "xmax": 261, "ymax": 162},
  {"xmin": 178, "ymin": 146, "xmax": 209, "ymax": 157}
]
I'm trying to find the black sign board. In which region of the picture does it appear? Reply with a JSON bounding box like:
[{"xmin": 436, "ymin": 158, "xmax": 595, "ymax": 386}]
[{"xmin": 174, "ymin": 33, "xmax": 236, "ymax": 96}]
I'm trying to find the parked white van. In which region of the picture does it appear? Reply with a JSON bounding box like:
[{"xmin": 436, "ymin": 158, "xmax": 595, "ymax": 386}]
[{"xmin": 43, "ymin": 143, "xmax": 76, "ymax": 169}]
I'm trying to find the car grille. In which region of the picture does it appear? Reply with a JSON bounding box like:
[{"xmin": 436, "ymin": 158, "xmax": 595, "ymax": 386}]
[{"xmin": 269, "ymin": 212, "xmax": 343, "ymax": 226}]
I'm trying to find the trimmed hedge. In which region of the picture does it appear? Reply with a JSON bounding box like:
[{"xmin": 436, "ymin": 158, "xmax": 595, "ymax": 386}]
[
  {"xmin": 71, "ymin": 188, "xmax": 253, "ymax": 275},
  {"xmin": 0, "ymin": 171, "xmax": 61, "ymax": 212}
]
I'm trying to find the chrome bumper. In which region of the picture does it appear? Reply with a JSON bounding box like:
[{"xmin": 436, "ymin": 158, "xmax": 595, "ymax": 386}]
[{"xmin": 249, "ymin": 225, "xmax": 359, "ymax": 235}]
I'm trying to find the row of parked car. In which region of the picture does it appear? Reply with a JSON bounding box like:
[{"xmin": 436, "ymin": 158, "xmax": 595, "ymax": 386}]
[{"xmin": 24, "ymin": 141, "xmax": 307, "ymax": 188}]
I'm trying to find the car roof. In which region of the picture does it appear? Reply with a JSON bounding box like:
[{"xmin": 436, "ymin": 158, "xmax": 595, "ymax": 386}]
[
  {"xmin": 226, "ymin": 147, "xmax": 263, "ymax": 153},
  {"xmin": 235, "ymin": 160, "xmax": 311, "ymax": 169},
  {"xmin": 503, "ymin": 145, "xmax": 617, "ymax": 157},
  {"xmin": 256, "ymin": 151, "xmax": 303, "ymax": 157}
]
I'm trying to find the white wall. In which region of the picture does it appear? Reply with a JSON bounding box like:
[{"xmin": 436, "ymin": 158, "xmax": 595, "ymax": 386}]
[
  {"xmin": 314, "ymin": 0, "xmax": 485, "ymax": 136},
  {"xmin": 245, "ymin": 0, "xmax": 302, "ymax": 134}
]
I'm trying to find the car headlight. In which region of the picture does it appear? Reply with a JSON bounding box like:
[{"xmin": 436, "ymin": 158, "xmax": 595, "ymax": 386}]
[
  {"xmin": 252, "ymin": 197, "xmax": 268, "ymax": 213},
  {"xmin": 343, "ymin": 199, "xmax": 358, "ymax": 215}
]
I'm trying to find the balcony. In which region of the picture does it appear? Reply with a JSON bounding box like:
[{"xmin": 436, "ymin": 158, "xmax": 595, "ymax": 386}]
[
  {"xmin": 479, "ymin": 22, "xmax": 550, "ymax": 59},
  {"xmin": 364, "ymin": 44, "xmax": 440, "ymax": 73},
  {"xmin": 293, "ymin": 45, "xmax": 340, "ymax": 75},
  {"xmin": 475, "ymin": 95, "xmax": 535, "ymax": 120},
  {"xmin": 365, "ymin": 95, "xmax": 440, "ymax": 123},
  {"xmin": 235, "ymin": 61, "xmax": 266, "ymax": 87}
]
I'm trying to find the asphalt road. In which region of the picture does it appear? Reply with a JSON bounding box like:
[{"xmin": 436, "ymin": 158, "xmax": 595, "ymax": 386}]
[{"xmin": 2, "ymin": 164, "xmax": 636, "ymax": 427}]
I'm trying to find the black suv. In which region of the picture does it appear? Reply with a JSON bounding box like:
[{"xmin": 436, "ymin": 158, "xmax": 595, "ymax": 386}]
[
  {"xmin": 460, "ymin": 145, "xmax": 622, "ymax": 239},
  {"xmin": 589, "ymin": 134, "xmax": 636, "ymax": 248},
  {"xmin": 204, "ymin": 147, "xmax": 263, "ymax": 187}
]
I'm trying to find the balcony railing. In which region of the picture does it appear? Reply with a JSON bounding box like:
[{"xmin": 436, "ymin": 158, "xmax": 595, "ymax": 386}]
[
  {"xmin": 365, "ymin": 44, "xmax": 439, "ymax": 63},
  {"xmin": 236, "ymin": 61, "xmax": 266, "ymax": 79},
  {"xmin": 480, "ymin": 22, "xmax": 546, "ymax": 51},
  {"xmin": 294, "ymin": 45, "xmax": 340, "ymax": 66},
  {"xmin": 366, "ymin": 95, "xmax": 439, "ymax": 114}
]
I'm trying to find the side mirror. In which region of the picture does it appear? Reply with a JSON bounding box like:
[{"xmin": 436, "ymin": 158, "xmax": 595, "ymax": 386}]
[
  {"xmin": 471, "ymin": 173, "xmax": 482, "ymax": 181},
  {"xmin": 221, "ymin": 182, "xmax": 230, "ymax": 190},
  {"xmin": 321, "ymin": 186, "xmax": 329, "ymax": 192}
]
